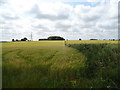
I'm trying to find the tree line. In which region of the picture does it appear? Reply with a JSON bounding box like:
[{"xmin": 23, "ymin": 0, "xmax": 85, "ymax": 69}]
[
  {"xmin": 12, "ymin": 36, "xmax": 119, "ymax": 42},
  {"xmin": 12, "ymin": 37, "xmax": 29, "ymax": 42}
]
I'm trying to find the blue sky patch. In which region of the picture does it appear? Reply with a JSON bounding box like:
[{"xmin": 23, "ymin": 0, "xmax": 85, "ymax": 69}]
[{"xmin": 64, "ymin": 2, "xmax": 101, "ymax": 7}]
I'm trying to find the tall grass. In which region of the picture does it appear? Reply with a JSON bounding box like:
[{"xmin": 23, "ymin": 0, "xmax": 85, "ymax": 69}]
[{"xmin": 66, "ymin": 42, "xmax": 120, "ymax": 88}]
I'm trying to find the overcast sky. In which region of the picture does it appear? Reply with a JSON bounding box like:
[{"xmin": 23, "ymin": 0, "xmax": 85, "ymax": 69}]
[{"xmin": 0, "ymin": 0, "xmax": 118, "ymax": 41}]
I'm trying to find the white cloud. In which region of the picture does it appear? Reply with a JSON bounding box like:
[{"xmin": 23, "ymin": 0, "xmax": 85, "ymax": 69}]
[{"xmin": 0, "ymin": 0, "xmax": 118, "ymax": 41}]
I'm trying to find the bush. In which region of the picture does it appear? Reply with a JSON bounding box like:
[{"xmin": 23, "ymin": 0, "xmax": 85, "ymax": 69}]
[
  {"xmin": 48, "ymin": 36, "xmax": 65, "ymax": 40},
  {"xmin": 67, "ymin": 43, "xmax": 119, "ymax": 88}
]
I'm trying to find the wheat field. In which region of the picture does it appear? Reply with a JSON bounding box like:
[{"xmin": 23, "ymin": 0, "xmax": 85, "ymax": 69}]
[{"xmin": 2, "ymin": 40, "xmax": 119, "ymax": 88}]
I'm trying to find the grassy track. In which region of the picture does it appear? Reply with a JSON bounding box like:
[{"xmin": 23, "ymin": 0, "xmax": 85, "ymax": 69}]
[{"xmin": 2, "ymin": 40, "xmax": 119, "ymax": 88}]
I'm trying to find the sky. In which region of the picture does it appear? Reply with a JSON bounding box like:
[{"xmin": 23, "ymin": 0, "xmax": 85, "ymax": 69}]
[{"xmin": 0, "ymin": 0, "xmax": 119, "ymax": 41}]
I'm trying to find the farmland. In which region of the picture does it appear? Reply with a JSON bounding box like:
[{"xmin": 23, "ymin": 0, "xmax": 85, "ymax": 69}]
[{"xmin": 2, "ymin": 40, "xmax": 120, "ymax": 88}]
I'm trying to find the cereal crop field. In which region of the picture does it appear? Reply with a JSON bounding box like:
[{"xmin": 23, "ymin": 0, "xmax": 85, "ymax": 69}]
[{"xmin": 2, "ymin": 40, "xmax": 119, "ymax": 88}]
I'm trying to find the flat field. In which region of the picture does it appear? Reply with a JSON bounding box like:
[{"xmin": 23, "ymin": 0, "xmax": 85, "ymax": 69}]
[{"xmin": 2, "ymin": 40, "xmax": 119, "ymax": 88}]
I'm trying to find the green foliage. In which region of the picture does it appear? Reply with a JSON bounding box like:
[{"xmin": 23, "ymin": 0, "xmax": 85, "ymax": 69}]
[
  {"xmin": 21, "ymin": 37, "xmax": 28, "ymax": 41},
  {"xmin": 68, "ymin": 43, "xmax": 119, "ymax": 88},
  {"xmin": 48, "ymin": 36, "xmax": 65, "ymax": 40}
]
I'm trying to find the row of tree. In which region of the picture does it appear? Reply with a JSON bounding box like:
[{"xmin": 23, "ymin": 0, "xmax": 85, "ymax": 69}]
[
  {"xmin": 12, "ymin": 37, "xmax": 28, "ymax": 42},
  {"xmin": 12, "ymin": 36, "xmax": 119, "ymax": 42},
  {"xmin": 79, "ymin": 38, "xmax": 119, "ymax": 40},
  {"xmin": 12, "ymin": 36, "xmax": 65, "ymax": 42}
]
